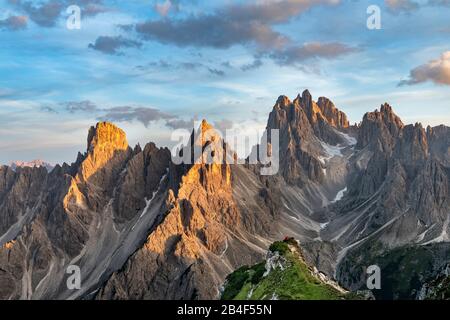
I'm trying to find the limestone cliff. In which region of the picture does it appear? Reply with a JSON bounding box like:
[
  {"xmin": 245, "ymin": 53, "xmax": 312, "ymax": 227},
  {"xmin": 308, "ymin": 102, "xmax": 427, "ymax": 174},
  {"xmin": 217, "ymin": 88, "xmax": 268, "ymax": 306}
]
[{"xmin": 97, "ymin": 121, "xmax": 279, "ymax": 299}]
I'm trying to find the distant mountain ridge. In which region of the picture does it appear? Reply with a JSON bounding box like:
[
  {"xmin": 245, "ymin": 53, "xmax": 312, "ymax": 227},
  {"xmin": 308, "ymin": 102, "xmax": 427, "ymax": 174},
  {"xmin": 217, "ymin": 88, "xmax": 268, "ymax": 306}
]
[
  {"xmin": 9, "ymin": 160, "xmax": 54, "ymax": 171},
  {"xmin": 0, "ymin": 90, "xmax": 449, "ymax": 300}
]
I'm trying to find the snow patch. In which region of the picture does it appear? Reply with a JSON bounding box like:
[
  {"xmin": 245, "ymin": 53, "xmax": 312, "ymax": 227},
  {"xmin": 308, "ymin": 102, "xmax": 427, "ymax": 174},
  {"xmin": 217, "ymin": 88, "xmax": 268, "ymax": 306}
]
[
  {"xmin": 416, "ymin": 230, "xmax": 428, "ymax": 243},
  {"xmin": 331, "ymin": 187, "xmax": 347, "ymax": 203},
  {"xmin": 139, "ymin": 198, "xmax": 154, "ymax": 219},
  {"xmin": 320, "ymin": 222, "xmax": 329, "ymax": 230},
  {"xmin": 338, "ymin": 131, "xmax": 357, "ymax": 146},
  {"xmin": 318, "ymin": 130, "xmax": 357, "ymax": 165},
  {"xmin": 320, "ymin": 141, "xmax": 343, "ymax": 159},
  {"xmin": 318, "ymin": 156, "xmax": 326, "ymax": 165},
  {"xmin": 132, "ymin": 169, "xmax": 169, "ymax": 230}
]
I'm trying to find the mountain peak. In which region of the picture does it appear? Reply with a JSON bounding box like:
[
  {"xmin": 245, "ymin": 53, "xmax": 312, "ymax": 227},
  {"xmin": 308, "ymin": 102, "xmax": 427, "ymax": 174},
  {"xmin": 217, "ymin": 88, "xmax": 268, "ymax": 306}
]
[
  {"xmin": 87, "ymin": 122, "xmax": 128, "ymax": 153},
  {"xmin": 380, "ymin": 103, "xmax": 393, "ymax": 114},
  {"xmin": 297, "ymin": 90, "xmax": 350, "ymax": 129},
  {"xmin": 357, "ymin": 104, "xmax": 404, "ymax": 150},
  {"xmin": 316, "ymin": 96, "xmax": 350, "ymax": 129},
  {"xmin": 276, "ymin": 95, "xmax": 291, "ymax": 108},
  {"xmin": 302, "ymin": 89, "xmax": 312, "ymax": 100},
  {"xmin": 200, "ymin": 119, "xmax": 214, "ymax": 133},
  {"xmin": 380, "ymin": 103, "xmax": 404, "ymax": 126},
  {"xmin": 78, "ymin": 122, "xmax": 130, "ymax": 183},
  {"xmin": 361, "ymin": 103, "xmax": 404, "ymax": 128}
]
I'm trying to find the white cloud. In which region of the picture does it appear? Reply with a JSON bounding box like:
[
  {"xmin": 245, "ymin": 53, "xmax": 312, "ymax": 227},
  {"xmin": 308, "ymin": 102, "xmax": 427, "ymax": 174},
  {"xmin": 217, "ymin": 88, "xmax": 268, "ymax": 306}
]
[{"xmin": 399, "ymin": 51, "xmax": 450, "ymax": 86}]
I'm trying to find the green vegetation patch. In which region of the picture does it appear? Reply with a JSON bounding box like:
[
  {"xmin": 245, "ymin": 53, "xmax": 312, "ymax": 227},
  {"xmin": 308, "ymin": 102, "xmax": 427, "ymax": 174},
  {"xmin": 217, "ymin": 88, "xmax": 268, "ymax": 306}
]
[{"xmin": 222, "ymin": 240, "xmax": 347, "ymax": 300}]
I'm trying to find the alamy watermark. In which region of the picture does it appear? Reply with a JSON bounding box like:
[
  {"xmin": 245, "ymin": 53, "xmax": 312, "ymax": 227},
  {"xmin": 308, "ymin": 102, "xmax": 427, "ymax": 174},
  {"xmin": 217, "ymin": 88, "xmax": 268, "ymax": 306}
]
[
  {"xmin": 367, "ymin": 5, "xmax": 381, "ymax": 30},
  {"xmin": 66, "ymin": 265, "xmax": 81, "ymax": 290},
  {"xmin": 66, "ymin": 5, "xmax": 81, "ymax": 30},
  {"xmin": 170, "ymin": 121, "xmax": 279, "ymax": 176},
  {"xmin": 366, "ymin": 265, "xmax": 381, "ymax": 290}
]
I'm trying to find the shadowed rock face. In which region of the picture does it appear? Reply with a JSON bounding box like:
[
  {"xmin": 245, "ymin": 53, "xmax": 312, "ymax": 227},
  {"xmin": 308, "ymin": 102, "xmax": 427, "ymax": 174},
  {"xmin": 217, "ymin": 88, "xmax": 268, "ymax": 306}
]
[
  {"xmin": 427, "ymin": 125, "xmax": 450, "ymax": 166},
  {"xmin": 266, "ymin": 90, "xmax": 355, "ymax": 193},
  {"xmin": 0, "ymin": 90, "xmax": 449, "ymax": 300},
  {"xmin": 316, "ymin": 96, "xmax": 349, "ymax": 129},
  {"xmin": 0, "ymin": 119, "xmax": 281, "ymax": 300},
  {"xmin": 97, "ymin": 121, "xmax": 280, "ymax": 300},
  {"xmin": 337, "ymin": 108, "xmax": 448, "ymax": 244},
  {"xmin": 0, "ymin": 166, "xmax": 45, "ymax": 234},
  {"xmin": 356, "ymin": 103, "xmax": 404, "ymax": 152},
  {"xmin": 0, "ymin": 122, "xmax": 172, "ymax": 299},
  {"xmin": 113, "ymin": 142, "xmax": 171, "ymax": 223},
  {"xmin": 325, "ymin": 107, "xmax": 450, "ymax": 294}
]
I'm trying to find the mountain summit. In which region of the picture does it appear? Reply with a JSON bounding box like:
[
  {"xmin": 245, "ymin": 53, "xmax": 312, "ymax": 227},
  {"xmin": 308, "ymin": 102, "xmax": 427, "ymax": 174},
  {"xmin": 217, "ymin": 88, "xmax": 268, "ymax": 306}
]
[{"xmin": 0, "ymin": 90, "xmax": 449, "ymax": 300}]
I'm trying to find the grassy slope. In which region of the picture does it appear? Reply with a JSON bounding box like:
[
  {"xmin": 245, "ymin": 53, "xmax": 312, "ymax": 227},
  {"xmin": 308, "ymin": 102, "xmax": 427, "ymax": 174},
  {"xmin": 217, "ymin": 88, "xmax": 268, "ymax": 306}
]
[{"xmin": 221, "ymin": 240, "xmax": 347, "ymax": 300}]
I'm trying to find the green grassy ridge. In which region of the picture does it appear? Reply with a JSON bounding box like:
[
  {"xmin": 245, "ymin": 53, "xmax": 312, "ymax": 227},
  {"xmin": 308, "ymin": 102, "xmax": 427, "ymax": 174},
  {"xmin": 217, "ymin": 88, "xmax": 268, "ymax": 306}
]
[{"xmin": 221, "ymin": 240, "xmax": 350, "ymax": 300}]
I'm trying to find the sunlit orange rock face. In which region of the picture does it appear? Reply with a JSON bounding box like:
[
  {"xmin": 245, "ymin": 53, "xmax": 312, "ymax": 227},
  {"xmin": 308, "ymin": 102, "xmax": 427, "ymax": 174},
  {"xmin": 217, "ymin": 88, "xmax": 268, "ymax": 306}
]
[
  {"xmin": 3, "ymin": 240, "xmax": 15, "ymax": 250},
  {"xmin": 64, "ymin": 122, "xmax": 132, "ymax": 214},
  {"xmin": 2, "ymin": 89, "xmax": 450, "ymax": 301},
  {"xmin": 98, "ymin": 120, "xmax": 274, "ymax": 300},
  {"xmin": 146, "ymin": 120, "xmax": 236, "ymax": 257},
  {"xmin": 79, "ymin": 122, "xmax": 129, "ymax": 183},
  {"xmin": 190, "ymin": 119, "xmax": 232, "ymax": 191}
]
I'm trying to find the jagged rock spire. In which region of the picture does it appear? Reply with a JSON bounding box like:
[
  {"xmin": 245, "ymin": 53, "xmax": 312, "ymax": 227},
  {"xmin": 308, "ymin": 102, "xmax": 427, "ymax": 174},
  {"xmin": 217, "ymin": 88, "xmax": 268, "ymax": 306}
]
[
  {"xmin": 357, "ymin": 103, "xmax": 404, "ymax": 151},
  {"xmin": 78, "ymin": 122, "xmax": 130, "ymax": 184},
  {"xmin": 87, "ymin": 122, "xmax": 128, "ymax": 153}
]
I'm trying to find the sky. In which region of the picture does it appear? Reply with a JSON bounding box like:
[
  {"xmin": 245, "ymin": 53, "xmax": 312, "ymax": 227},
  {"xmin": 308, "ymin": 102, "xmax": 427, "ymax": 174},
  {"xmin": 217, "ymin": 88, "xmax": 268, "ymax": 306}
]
[{"xmin": 0, "ymin": 0, "xmax": 449, "ymax": 165}]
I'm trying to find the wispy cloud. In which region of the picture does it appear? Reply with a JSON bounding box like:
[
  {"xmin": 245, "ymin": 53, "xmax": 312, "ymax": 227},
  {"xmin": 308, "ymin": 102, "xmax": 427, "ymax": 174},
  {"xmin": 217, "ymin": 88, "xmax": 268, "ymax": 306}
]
[
  {"xmin": 428, "ymin": 0, "xmax": 450, "ymax": 7},
  {"xmin": 136, "ymin": 59, "xmax": 226, "ymax": 76},
  {"xmin": 134, "ymin": 0, "xmax": 339, "ymax": 49},
  {"xmin": 153, "ymin": 0, "xmax": 195, "ymax": 17},
  {"xmin": 11, "ymin": 0, "xmax": 64, "ymax": 27},
  {"xmin": 63, "ymin": 100, "xmax": 98, "ymax": 113},
  {"xmin": 40, "ymin": 105, "xmax": 58, "ymax": 113},
  {"xmin": 88, "ymin": 35, "xmax": 142, "ymax": 55},
  {"xmin": 134, "ymin": 15, "xmax": 287, "ymax": 49},
  {"xmin": 117, "ymin": 0, "xmax": 359, "ymax": 67},
  {"xmin": 207, "ymin": 68, "xmax": 225, "ymax": 77},
  {"xmin": 241, "ymin": 59, "xmax": 263, "ymax": 72},
  {"xmin": 42, "ymin": 99, "xmax": 186, "ymax": 128},
  {"xmin": 270, "ymin": 42, "xmax": 359, "ymax": 65},
  {"xmin": 8, "ymin": 0, "xmax": 107, "ymax": 27},
  {"xmin": 88, "ymin": 0, "xmax": 359, "ymax": 69},
  {"xmin": 399, "ymin": 51, "xmax": 450, "ymax": 86},
  {"xmin": 0, "ymin": 15, "xmax": 27, "ymax": 31},
  {"xmin": 166, "ymin": 117, "xmax": 197, "ymax": 130},
  {"xmin": 385, "ymin": 0, "xmax": 419, "ymax": 14},
  {"xmin": 99, "ymin": 106, "xmax": 177, "ymax": 127}
]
